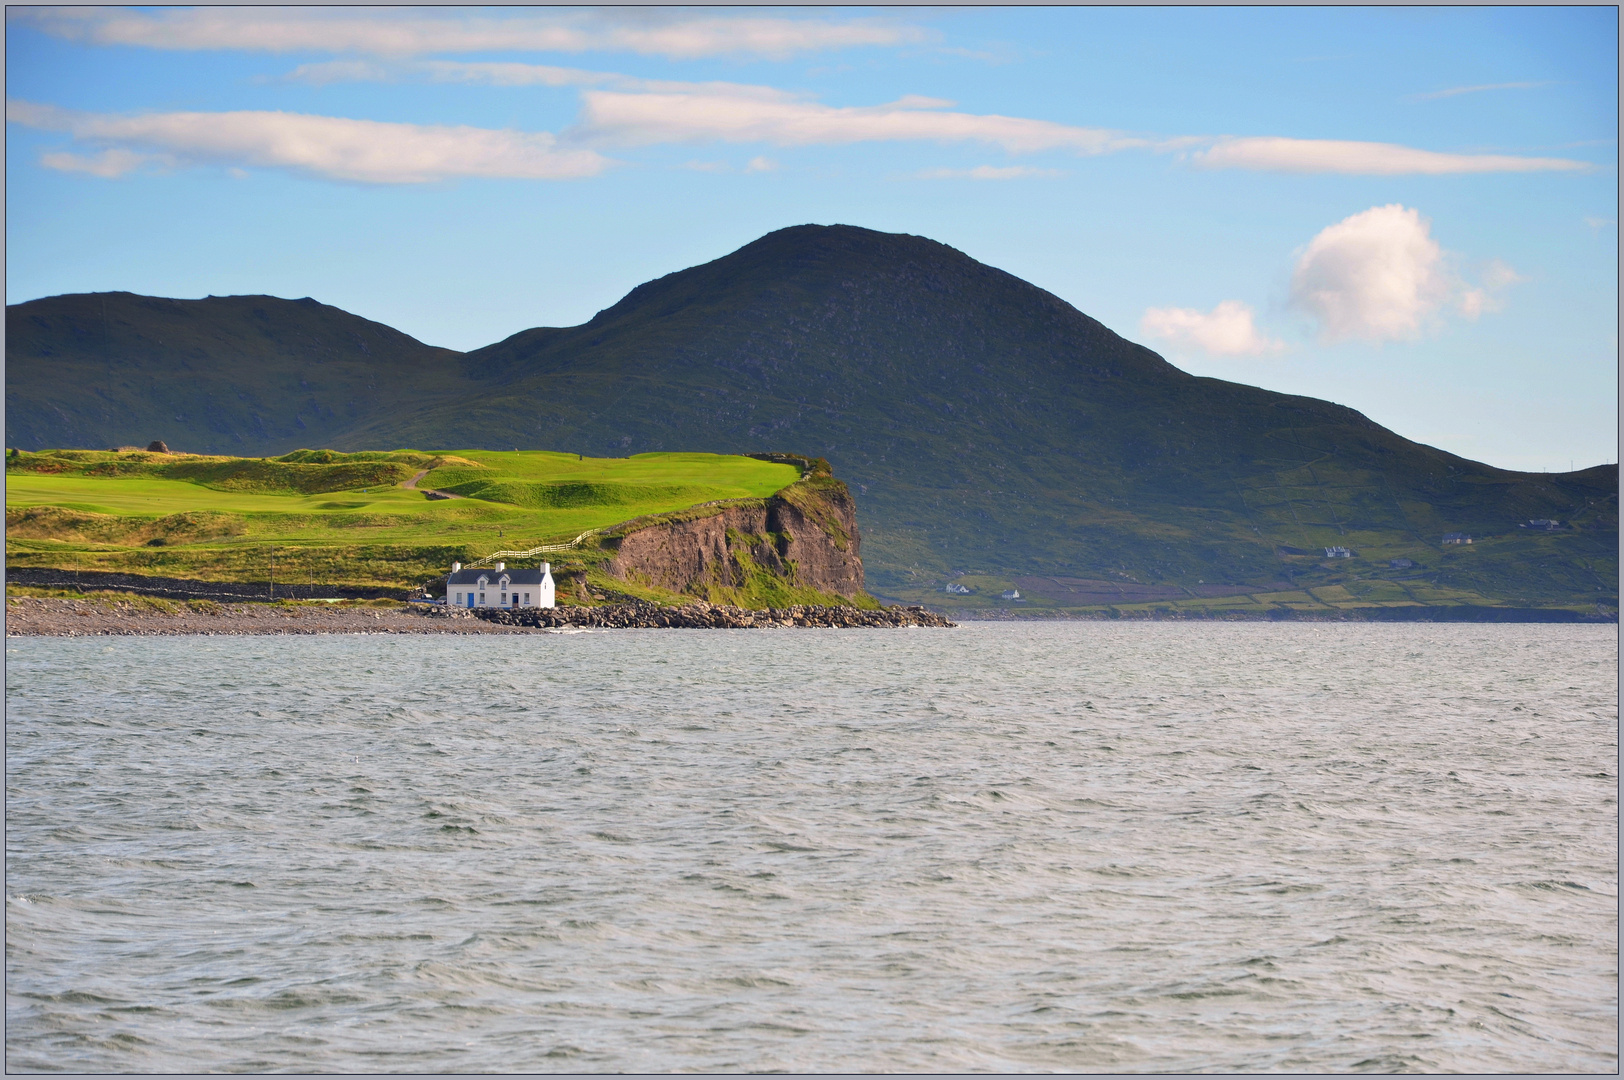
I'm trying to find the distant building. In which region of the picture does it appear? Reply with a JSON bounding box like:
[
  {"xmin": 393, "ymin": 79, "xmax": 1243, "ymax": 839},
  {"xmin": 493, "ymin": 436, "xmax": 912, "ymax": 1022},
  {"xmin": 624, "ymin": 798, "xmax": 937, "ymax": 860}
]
[
  {"xmin": 1522, "ymin": 519, "xmax": 1562, "ymax": 530},
  {"xmin": 1324, "ymin": 546, "xmax": 1352, "ymax": 558},
  {"xmin": 1000, "ymin": 588, "xmax": 1023, "ymax": 601},
  {"xmin": 446, "ymin": 561, "xmax": 555, "ymax": 609},
  {"xmin": 1389, "ymin": 558, "xmax": 1415, "ymax": 569},
  {"xmin": 944, "ymin": 582, "xmax": 972, "ymax": 594},
  {"xmin": 1442, "ymin": 533, "xmax": 1472, "ymax": 545}
]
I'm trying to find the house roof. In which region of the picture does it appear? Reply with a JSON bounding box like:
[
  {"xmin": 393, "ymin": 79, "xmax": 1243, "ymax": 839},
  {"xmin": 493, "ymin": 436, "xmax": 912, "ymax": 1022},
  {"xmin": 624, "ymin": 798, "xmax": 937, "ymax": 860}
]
[{"xmin": 447, "ymin": 568, "xmax": 549, "ymax": 586}]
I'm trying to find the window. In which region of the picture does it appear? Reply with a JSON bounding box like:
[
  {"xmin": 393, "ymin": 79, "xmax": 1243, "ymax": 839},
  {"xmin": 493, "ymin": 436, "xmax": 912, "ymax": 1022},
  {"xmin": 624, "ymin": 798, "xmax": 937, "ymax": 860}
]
[
  {"xmin": 523, "ymin": 593, "xmax": 530, "ymax": 604},
  {"xmin": 479, "ymin": 592, "xmax": 485, "ymax": 603}
]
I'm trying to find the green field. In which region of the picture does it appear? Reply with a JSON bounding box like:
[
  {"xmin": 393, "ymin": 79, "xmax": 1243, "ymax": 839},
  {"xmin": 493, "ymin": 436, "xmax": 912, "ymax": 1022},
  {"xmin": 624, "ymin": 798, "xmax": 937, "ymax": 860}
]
[{"xmin": 6, "ymin": 448, "xmax": 800, "ymax": 592}]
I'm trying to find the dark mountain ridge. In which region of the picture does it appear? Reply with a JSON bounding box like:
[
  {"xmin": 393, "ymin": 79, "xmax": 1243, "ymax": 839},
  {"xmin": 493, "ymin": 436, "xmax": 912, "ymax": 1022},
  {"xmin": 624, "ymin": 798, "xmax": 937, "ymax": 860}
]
[
  {"xmin": 5, "ymin": 290, "xmax": 468, "ymax": 454},
  {"xmin": 8, "ymin": 225, "xmax": 1616, "ymax": 609}
]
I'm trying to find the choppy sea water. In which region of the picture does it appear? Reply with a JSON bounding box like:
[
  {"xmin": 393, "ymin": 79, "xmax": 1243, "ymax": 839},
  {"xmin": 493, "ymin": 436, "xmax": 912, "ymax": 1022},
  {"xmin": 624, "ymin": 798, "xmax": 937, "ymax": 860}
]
[{"xmin": 5, "ymin": 623, "xmax": 1617, "ymax": 1073}]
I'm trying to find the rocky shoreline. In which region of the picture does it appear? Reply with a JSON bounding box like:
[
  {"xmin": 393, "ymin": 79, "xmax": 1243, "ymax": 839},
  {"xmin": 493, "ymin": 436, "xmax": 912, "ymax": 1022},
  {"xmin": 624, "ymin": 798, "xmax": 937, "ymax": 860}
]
[
  {"xmin": 4, "ymin": 595, "xmax": 954, "ymax": 636},
  {"xmin": 464, "ymin": 599, "xmax": 954, "ymax": 630}
]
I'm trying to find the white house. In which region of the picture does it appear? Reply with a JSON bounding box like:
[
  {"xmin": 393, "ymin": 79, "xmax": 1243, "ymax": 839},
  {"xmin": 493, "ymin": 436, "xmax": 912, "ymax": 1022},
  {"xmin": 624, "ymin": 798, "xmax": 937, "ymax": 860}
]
[{"xmin": 446, "ymin": 561, "xmax": 555, "ymax": 609}]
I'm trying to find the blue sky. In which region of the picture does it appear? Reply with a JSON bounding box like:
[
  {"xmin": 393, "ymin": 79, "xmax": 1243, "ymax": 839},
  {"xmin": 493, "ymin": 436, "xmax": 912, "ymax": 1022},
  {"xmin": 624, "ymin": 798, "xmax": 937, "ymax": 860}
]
[{"xmin": 6, "ymin": 6, "xmax": 1617, "ymax": 472}]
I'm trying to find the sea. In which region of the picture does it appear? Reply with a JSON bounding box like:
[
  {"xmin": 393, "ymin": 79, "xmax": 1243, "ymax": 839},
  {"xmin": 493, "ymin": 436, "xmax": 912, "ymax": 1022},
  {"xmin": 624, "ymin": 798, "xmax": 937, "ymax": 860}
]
[{"xmin": 5, "ymin": 623, "xmax": 1617, "ymax": 1073}]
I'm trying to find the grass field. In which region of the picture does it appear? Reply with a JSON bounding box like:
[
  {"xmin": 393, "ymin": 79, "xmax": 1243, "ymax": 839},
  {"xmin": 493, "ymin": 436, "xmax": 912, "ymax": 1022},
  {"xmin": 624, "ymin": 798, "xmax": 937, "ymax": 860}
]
[{"xmin": 6, "ymin": 448, "xmax": 799, "ymax": 591}]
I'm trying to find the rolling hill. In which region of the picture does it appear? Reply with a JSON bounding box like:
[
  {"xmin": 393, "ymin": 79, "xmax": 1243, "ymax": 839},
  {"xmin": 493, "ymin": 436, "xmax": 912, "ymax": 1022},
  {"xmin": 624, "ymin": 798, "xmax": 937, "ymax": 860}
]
[
  {"xmin": 8, "ymin": 225, "xmax": 1616, "ymax": 614},
  {"xmin": 5, "ymin": 447, "xmax": 850, "ymax": 606}
]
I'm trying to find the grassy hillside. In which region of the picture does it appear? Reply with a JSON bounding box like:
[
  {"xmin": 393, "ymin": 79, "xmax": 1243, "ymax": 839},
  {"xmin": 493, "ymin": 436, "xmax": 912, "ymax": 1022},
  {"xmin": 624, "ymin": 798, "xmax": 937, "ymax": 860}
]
[
  {"xmin": 8, "ymin": 227, "xmax": 1616, "ymax": 614},
  {"xmin": 6, "ymin": 448, "xmax": 800, "ymax": 595},
  {"xmin": 4, "ymin": 292, "xmax": 472, "ymax": 454}
]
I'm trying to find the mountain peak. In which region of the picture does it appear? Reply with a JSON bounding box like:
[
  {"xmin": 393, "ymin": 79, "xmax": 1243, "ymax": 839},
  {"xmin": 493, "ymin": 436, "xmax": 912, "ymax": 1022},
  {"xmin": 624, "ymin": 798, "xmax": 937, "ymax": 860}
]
[{"xmin": 6, "ymin": 225, "xmax": 1615, "ymax": 610}]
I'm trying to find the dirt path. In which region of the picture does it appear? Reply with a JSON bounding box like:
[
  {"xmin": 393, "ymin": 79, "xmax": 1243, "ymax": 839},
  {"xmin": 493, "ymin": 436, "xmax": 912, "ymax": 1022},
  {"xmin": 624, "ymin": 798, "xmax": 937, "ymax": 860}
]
[{"xmin": 401, "ymin": 468, "xmax": 461, "ymax": 499}]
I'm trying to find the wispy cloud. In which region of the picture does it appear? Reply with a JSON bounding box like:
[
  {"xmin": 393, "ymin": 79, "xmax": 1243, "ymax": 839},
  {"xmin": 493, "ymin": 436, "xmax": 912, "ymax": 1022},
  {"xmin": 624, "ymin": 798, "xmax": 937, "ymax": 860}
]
[
  {"xmin": 7, "ymin": 99, "xmax": 610, "ymax": 184},
  {"xmin": 677, "ymin": 155, "xmax": 779, "ymax": 175},
  {"xmin": 1190, "ymin": 136, "xmax": 1588, "ymax": 175},
  {"xmin": 11, "ymin": 7, "xmax": 931, "ymax": 60},
  {"xmin": 37, "ymin": 146, "xmax": 161, "ymax": 178},
  {"xmin": 913, "ymin": 165, "xmax": 1063, "ymax": 180},
  {"xmin": 1411, "ymin": 80, "xmax": 1552, "ymax": 101},
  {"xmin": 279, "ymin": 62, "xmax": 1593, "ymax": 176},
  {"xmin": 1457, "ymin": 258, "xmax": 1524, "ymax": 319},
  {"xmin": 284, "ymin": 59, "xmax": 620, "ymax": 88},
  {"xmin": 1140, "ymin": 301, "xmax": 1283, "ymax": 357},
  {"xmin": 281, "ymin": 58, "xmax": 790, "ymax": 101},
  {"xmin": 573, "ymin": 87, "xmax": 1139, "ymax": 155}
]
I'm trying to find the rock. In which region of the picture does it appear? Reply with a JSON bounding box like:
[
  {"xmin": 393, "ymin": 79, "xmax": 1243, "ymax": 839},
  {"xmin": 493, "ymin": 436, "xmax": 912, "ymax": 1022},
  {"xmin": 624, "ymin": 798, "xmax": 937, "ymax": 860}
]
[{"xmin": 468, "ymin": 600, "xmax": 954, "ymax": 630}]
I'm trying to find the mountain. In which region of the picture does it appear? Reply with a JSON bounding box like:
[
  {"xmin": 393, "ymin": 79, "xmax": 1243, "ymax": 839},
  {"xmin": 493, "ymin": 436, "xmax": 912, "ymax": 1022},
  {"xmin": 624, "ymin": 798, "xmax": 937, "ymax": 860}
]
[
  {"xmin": 5, "ymin": 291, "xmax": 468, "ymax": 454},
  {"xmin": 8, "ymin": 225, "xmax": 1616, "ymax": 610}
]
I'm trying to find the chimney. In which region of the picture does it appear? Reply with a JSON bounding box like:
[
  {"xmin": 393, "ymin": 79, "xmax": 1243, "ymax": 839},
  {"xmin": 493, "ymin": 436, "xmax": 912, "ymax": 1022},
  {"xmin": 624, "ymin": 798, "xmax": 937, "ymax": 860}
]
[
  {"xmin": 451, "ymin": 562, "xmax": 461, "ymax": 572},
  {"xmin": 541, "ymin": 562, "xmax": 550, "ymax": 575},
  {"xmin": 495, "ymin": 562, "xmax": 505, "ymax": 571}
]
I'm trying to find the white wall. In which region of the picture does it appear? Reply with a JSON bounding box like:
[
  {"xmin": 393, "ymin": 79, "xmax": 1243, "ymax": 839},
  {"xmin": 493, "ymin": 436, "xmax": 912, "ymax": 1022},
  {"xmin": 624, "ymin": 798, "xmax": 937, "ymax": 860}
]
[{"xmin": 449, "ymin": 573, "xmax": 554, "ymax": 608}]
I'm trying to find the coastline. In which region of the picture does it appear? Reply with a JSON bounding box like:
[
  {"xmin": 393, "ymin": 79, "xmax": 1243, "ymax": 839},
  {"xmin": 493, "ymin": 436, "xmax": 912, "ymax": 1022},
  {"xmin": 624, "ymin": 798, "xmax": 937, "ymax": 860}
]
[
  {"xmin": 938, "ymin": 605, "xmax": 1616, "ymax": 623},
  {"xmin": 3, "ymin": 596, "xmax": 954, "ymax": 636}
]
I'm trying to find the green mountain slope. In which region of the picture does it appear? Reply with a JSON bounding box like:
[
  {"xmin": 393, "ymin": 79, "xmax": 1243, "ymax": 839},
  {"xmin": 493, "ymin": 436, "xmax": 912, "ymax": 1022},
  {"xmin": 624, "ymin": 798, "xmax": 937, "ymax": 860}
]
[
  {"xmin": 5, "ymin": 291, "xmax": 471, "ymax": 454},
  {"xmin": 7, "ymin": 226, "xmax": 1616, "ymax": 612}
]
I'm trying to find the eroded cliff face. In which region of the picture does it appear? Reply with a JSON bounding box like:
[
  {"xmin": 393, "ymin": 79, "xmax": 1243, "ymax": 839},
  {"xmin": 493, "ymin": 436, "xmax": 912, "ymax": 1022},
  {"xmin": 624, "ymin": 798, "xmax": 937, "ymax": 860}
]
[{"xmin": 601, "ymin": 477, "xmax": 864, "ymax": 603}]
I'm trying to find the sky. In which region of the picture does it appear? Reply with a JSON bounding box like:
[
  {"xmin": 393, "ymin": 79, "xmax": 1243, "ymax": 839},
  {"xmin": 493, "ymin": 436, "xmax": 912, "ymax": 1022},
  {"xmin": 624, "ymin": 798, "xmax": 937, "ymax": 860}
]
[{"xmin": 5, "ymin": 5, "xmax": 1618, "ymax": 472}]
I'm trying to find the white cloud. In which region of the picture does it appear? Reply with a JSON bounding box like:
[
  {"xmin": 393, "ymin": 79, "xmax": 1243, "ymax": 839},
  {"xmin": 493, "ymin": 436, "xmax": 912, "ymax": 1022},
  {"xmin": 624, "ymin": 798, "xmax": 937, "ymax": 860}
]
[
  {"xmin": 1586, "ymin": 215, "xmax": 1618, "ymax": 229},
  {"xmin": 6, "ymin": 98, "xmax": 610, "ymax": 184},
  {"xmin": 914, "ymin": 165, "xmax": 1063, "ymax": 180},
  {"xmin": 12, "ymin": 7, "xmax": 929, "ymax": 59},
  {"xmin": 38, "ymin": 146, "xmax": 157, "ymax": 178},
  {"xmin": 284, "ymin": 59, "xmax": 623, "ymax": 88},
  {"xmin": 1412, "ymin": 81, "xmax": 1551, "ymax": 101},
  {"xmin": 1289, "ymin": 206, "xmax": 1524, "ymax": 341},
  {"xmin": 573, "ymin": 86, "xmax": 1137, "ymax": 154},
  {"xmin": 1289, "ymin": 204, "xmax": 1458, "ymax": 343},
  {"xmin": 274, "ymin": 61, "xmax": 1130, "ymax": 158},
  {"xmin": 677, "ymin": 156, "xmax": 779, "ymax": 175},
  {"xmin": 250, "ymin": 55, "xmax": 1587, "ymax": 179},
  {"xmin": 1458, "ymin": 259, "xmax": 1525, "ymax": 319},
  {"xmin": 1191, "ymin": 136, "xmax": 1588, "ymax": 175},
  {"xmin": 1140, "ymin": 301, "xmax": 1283, "ymax": 357},
  {"xmin": 1480, "ymin": 259, "xmax": 1523, "ymax": 291}
]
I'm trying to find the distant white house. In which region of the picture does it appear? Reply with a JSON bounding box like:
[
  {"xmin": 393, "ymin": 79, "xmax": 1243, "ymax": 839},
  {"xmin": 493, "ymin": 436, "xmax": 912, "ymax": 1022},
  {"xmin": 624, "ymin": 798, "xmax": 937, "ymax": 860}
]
[
  {"xmin": 1000, "ymin": 588, "xmax": 1022, "ymax": 601},
  {"xmin": 1324, "ymin": 546, "xmax": 1353, "ymax": 558},
  {"xmin": 1442, "ymin": 533, "xmax": 1473, "ymax": 545},
  {"xmin": 1389, "ymin": 558, "xmax": 1415, "ymax": 569},
  {"xmin": 446, "ymin": 561, "xmax": 555, "ymax": 609},
  {"xmin": 1522, "ymin": 519, "xmax": 1562, "ymax": 530},
  {"xmin": 945, "ymin": 582, "xmax": 972, "ymax": 595}
]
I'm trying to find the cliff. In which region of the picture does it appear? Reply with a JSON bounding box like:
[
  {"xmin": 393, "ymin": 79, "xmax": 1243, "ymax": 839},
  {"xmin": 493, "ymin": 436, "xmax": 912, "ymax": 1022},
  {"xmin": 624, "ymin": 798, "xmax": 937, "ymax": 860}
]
[{"xmin": 595, "ymin": 455, "xmax": 871, "ymax": 609}]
